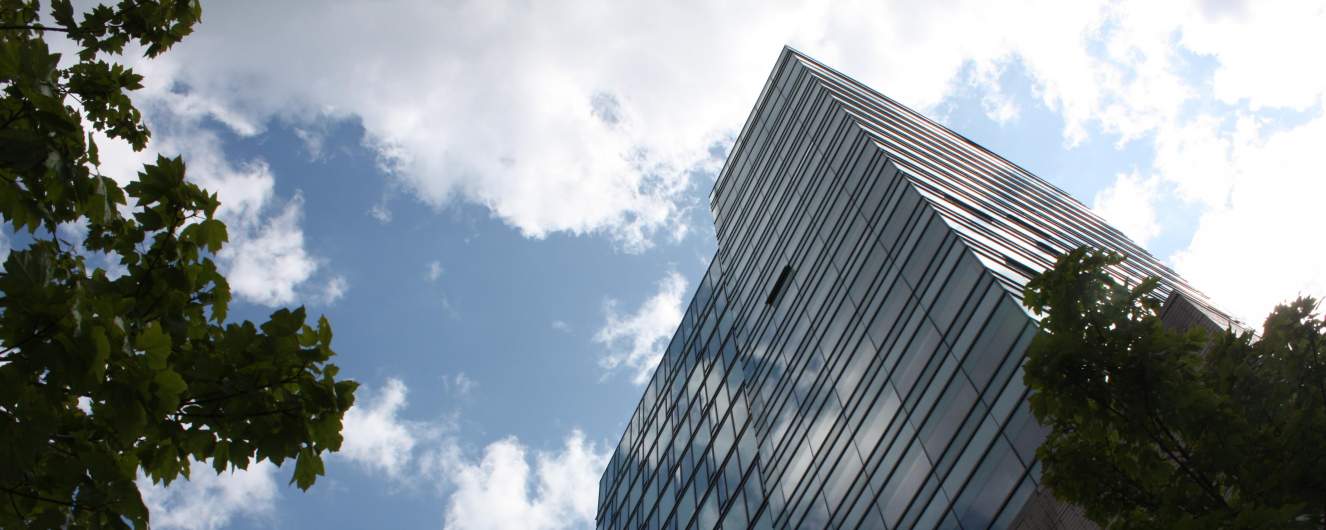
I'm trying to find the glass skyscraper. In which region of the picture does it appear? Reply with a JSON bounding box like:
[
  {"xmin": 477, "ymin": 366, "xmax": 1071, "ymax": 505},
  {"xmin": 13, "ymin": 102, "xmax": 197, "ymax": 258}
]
[{"xmin": 595, "ymin": 48, "xmax": 1233, "ymax": 530}]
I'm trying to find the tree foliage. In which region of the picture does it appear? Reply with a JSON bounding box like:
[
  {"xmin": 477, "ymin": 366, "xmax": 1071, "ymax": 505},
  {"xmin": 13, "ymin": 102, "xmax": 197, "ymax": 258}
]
[
  {"xmin": 0, "ymin": 1, "xmax": 358, "ymax": 527},
  {"xmin": 1023, "ymin": 247, "xmax": 1326, "ymax": 529}
]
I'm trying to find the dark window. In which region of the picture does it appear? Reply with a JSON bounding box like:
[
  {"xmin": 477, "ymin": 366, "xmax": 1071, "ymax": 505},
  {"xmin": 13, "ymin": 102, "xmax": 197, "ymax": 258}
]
[{"xmin": 766, "ymin": 265, "xmax": 794, "ymax": 305}]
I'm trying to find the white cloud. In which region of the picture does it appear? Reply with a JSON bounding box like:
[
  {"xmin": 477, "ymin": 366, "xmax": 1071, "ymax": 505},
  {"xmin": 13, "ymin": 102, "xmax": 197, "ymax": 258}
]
[
  {"xmin": 438, "ymin": 430, "xmax": 608, "ymax": 530},
  {"xmin": 368, "ymin": 202, "xmax": 393, "ymax": 224},
  {"xmin": 221, "ymin": 193, "xmax": 320, "ymax": 307},
  {"xmin": 595, "ymin": 271, "xmax": 688, "ymax": 384},
  {"xmin": 104, "ymin": 0, "xmax": 1181, "ymax": 251},
  {"xmin": 969, "ymin": 62, "xmax": 1020, "ymax": 125},
  {"xmin": 133, "ymin": 377, "xmax": 609, "ymax": 530},
  {"xmin": 426, "ymin": 260, "xmax": 445, "ymax": 283},
  {"xmin": 339, "ymin": 378, "xmax": 428, "ymax": 480},
  {"xmin": 1177, "ymin": 0, "xmax": 1326, "ymax": 110},
  {"xmin": 1091, "ymin": 171, "xmax": 1161, "ymax": 247},
  {"xmin": 0, "ymin": 229, "xmax": 9, "ymax": 269},
  {"xmin": 551, "ymin": 320, "xmax": 571, "ymax": 333},
  {"xmin": 317, "ymin": 275, "xmax": 349, "ymax": 305},
  {"xmin": 137, "ymin": 460, "xmax": 279, "ymax": 530},
  {"xmin": 293, "ymin": 118, "xmax": 337, "ymax": 161},
  {"xmin": 117, "ymin": 0, "xmax": 1266, "ymax": 247},
  {"xmin": 444, "ymin": 372, "xmax": 477, "ymax": 398},
  {"xmin": 74, "ymin": 0, "xmax": 1326, "ymax": 350},
  {"xmin": 1168, "ymin": 113, "xmax": 1326, "ymax": 323},
  {"xmin": 1149, "ymin": 115, "xmax": 1243, "ymax": 208},
  {"xmin": 57, "ymin": 218, "xmax": 89, "ymax": 247},
  {"xmin": 333, "ymin": 377, "xmax": 609, "ymax": 530},
  {"xmin": 1040, "ymin": 1, "xmax": 1326, "ymax": 324},
  {"xmin": 1045, "ymin": 1, "xmax": 1326, "ymax": 322}
]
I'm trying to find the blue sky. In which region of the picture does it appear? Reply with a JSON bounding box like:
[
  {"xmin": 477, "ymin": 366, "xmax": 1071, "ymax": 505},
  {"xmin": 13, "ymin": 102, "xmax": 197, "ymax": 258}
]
[{"xmin": 16, "ymin": 1, "xmax": 1325, "ymax": 529}]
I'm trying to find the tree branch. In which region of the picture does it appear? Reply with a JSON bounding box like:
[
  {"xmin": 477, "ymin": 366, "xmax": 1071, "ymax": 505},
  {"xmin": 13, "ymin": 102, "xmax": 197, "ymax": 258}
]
[
  {"xmin": 1137, "ymin": 358, "xmax": 1232, "ymax": 513},
  {"xmin": 0, "ymin": 321, "xmax": 58, "ymax": 358},
  {"xmin": 0, "ymin": 484, "xmax": 77, "ymax": 508},
  {"xmin": 0, "ymin": 24, "xmax": 70, "ymax": 33},
  {"xmin": 179, "ymin": 373, "xmax": 303, "ymax": 408},
  {"xmin": 179, "ymin": 405, "xmax": 302, "ymax": 420}
]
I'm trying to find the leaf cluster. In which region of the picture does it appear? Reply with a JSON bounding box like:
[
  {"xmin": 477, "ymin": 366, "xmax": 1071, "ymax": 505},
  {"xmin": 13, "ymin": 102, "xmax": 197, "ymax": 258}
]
[
  {"xmin": 0, "ymin": 2, "xmax": 357, "ymax": 528},
  {"xmin": 1023, "ymin": 248, "xmax": 1326, "ymax": 529}
]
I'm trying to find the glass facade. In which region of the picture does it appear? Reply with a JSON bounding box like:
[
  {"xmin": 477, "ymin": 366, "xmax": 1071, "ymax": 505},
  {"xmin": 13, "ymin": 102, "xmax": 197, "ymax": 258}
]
[{"xmin": 595, "ymin": 48, "xmax": 1232, "ymax": 530}]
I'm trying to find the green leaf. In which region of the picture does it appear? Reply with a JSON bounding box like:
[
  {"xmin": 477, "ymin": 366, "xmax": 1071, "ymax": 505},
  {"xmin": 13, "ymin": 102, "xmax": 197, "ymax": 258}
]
[
  {"xmin": 212, "ymin": 442, "xmax": 230, "ymax": 474},
  {"xmin": 51, "ymin": 0, "xmax": 76, "ymax": 29},
  {"xmin": 0, "ymin": 3, "xmax": 358, "ymax": 525},
  {"xmin": 0, "ymin": 129, "xmax": 49, "ymax": 171},
  {"xmin": 308, "ymin": 414, "xmax": 343, "ymax": 450},
  {"xmin": 135, "ymin": 321, "xmax": 171, "ymax": 370},
  {"xmin": 317, "ymin": 316, "xmax": 332, "ymax": 344},
  {"xmin": 153, "ymin": 369, "xmax": 186, "ymax": 411},
  {"xmin": 1020, "ymin": 247, "xmax": 1326, "ymax": 528},
  {"xmin": 105, "ymin": 393, "xmax": 147, "ymax": 444},
  {"xmin": 297, "ymin": 324, "xmax": 318, "ymax": 348},
  {"xmin": 89, "ymin": 325, "xmax": 110, "ymax": 381},
  {"xmin": 204, "ymin": 219, "xmax": 228, "ymax": 252},
  {"xmin": 291, "ymin": 447, "xmax": 324, "ymax": 491}
]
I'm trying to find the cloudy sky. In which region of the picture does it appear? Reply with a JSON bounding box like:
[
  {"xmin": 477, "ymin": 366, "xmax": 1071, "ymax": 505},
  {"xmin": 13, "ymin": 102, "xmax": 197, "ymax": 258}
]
[{"xmin": 32, "ymin": 0, "xmax": 1326, "ymax": 528}]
